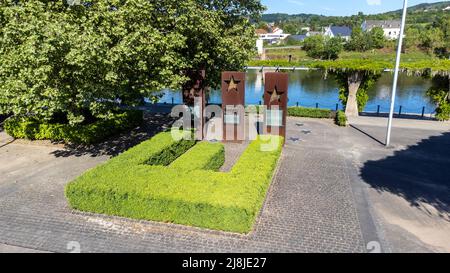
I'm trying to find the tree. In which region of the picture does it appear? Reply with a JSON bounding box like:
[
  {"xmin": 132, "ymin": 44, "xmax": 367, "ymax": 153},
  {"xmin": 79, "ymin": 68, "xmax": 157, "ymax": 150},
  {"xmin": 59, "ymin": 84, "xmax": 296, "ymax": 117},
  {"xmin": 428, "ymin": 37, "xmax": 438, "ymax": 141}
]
[
  {"xmin": 346, "ymin": 26, "xmax": 371, "ymax": 52},
  {"xmin": 0, "ymin": 0, "xmax": 264, "ymax": 124},
  {"xmin": 303, "ymin": 36, "xmax": 342, "ymax": 60},
  {"xmin": 303, "ymin": 36, "xmax": 325, "ymax": 59},
  {"xmin": 335, "ymin": 71, "xmax": 380, "ymax": 116},
  {"xmin": 323, "ymin": 37, "xmax": 344, "ymax": 60},
  {"xmin": 404, "ymin": 27, "xmax": 421, "ymax": 51},
  {"xmin": 369, "ymin": 27, "xmax": 386, "ymax": 49},
  {"xmin": 421, "ymin": 28, "xmax": 445, "ymax": 55},
  {"xmin": 431, "ymin": 15, "xmax": 450, "ymax": 59},
  {"xmin": 280, "ymin": 21, "xmax": 300, "ymax": 35}
]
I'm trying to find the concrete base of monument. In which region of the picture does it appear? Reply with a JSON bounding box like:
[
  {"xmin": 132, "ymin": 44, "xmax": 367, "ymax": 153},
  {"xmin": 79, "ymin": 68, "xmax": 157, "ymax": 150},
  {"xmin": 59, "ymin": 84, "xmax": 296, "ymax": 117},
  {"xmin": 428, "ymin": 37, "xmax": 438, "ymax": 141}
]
[{"xmin": 219, "ymin": 141, "xmax": 250, "ymax": 172}]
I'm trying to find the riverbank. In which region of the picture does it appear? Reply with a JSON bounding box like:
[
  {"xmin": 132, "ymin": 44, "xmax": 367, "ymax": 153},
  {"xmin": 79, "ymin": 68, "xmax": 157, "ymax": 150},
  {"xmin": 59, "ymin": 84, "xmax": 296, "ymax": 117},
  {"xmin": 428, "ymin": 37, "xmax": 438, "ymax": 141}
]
[
  {"xmin": 250, "ymin": 48, "xmax": 450, "ymax": 73},
  {"xmin": 260, "ymin": 48, "xmax": 434, "ymax": 63},
  {"xmin": 156, "ymin": 69, "xmax": 438, "ymax": 116}
]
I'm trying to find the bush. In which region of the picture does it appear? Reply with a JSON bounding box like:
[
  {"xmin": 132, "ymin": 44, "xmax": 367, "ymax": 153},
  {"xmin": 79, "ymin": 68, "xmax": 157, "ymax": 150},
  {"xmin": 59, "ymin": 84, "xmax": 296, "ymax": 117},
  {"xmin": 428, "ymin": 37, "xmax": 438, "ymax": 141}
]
[
  {"xmin": 4, "ymin": 110, "xmax": 143, "ymax": 144},
  {"xmin": 426, "ymin": 75, "xmax": 450, "ymax": 121},
  {"xmin": 65, "ymin": 132, "xmax": 283, "ymax": 233},
  {"xmin": 335, "ymin": 110, "xmax": 347, "ymax": 126},
  {"xmin": 288, "ymin": 107, "xmax": 332, "ymax": 118},
  {"xmin": 303, "ymin": 36, "xmax": 343, "ymax": 60}
]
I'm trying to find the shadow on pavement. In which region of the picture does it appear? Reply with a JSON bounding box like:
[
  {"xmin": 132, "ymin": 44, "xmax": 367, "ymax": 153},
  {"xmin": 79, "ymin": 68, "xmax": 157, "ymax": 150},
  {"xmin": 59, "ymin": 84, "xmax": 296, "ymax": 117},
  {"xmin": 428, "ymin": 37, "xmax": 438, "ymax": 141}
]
[
  {"xmin": 51, "ymin": 113, "xmax": 176, "ymax": 158},
  {"xmin": 360, "ymin": 132, "xmax": 450, "ymax": 220},
  {"xmin": 350, "ymin": 125, "xmax": 385, "ymax": 146},
  {"xmin": 360, "ymin": 112, "xmax": 435, "ymax": 121}
]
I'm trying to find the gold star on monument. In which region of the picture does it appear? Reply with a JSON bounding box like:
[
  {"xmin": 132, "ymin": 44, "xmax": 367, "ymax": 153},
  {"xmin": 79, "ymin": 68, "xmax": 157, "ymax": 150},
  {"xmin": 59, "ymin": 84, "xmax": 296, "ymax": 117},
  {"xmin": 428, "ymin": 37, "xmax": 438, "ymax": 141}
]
[
  {"xmin": 225, "ymin": 76, "xmax": 240, "ymax": 92},
  {"xmin": 268, "ymin": 85, "xmax": 283, "ymax": 103}
]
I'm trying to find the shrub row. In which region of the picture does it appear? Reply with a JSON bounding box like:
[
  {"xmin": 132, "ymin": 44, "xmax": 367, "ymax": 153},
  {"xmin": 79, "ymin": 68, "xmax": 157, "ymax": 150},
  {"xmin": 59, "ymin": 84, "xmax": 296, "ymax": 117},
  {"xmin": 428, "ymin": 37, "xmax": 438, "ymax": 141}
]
[
  {"xmin": 3, "ymin": 110, "xmax": 143, "ymax": 144},
  {"xmin": 335, "ymin": 110, "xmax": 347, "ymax": 127},
  {"xmin": 287, "ymin": 107, "xmax": 333, "ymax": 119},
  {"xmin": 65, "ymin": 132, "xmax": 282, "ymax": 233},
  {"xmin": 287, "ymin": 106, "xmax": 347, "ymax": 127}
]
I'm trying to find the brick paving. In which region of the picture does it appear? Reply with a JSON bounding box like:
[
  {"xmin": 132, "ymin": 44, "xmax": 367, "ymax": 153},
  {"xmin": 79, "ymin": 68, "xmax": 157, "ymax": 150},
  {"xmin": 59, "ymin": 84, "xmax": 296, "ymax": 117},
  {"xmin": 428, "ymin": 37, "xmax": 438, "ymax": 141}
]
[{"xmin": 0, "ymin": 118, "xmax": 366, "ymax": 253}]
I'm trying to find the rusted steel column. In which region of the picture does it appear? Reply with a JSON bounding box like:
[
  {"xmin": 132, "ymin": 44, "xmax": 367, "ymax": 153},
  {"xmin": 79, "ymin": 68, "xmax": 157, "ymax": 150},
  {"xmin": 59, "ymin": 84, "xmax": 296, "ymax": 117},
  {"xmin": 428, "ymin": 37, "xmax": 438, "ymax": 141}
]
[
  {"xmin": 264, "ymin": 72, "xmax": 288, "ymax": 144},
  {"xmin": 222, "ymin": 72, "xmax": 246, "ymax": 142}
]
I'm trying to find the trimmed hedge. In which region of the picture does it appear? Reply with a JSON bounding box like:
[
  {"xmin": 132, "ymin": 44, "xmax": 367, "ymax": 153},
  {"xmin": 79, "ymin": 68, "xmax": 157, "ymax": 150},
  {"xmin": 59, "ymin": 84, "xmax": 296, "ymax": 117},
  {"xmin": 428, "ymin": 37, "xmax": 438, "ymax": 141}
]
[
  {"xmin": 335, "ymin": 110, "xmax": 347, "ymax": 127},
  {"xmin": 288, "ymin": 107, "xmax": 333, "ymax": 119},
  {"xmin": 3, "ymin": 110, "xmax": 143, "ymax": 144},
  {"xmin": 65, "ymin": 132, "xmax": 282, "ymax": 233}
]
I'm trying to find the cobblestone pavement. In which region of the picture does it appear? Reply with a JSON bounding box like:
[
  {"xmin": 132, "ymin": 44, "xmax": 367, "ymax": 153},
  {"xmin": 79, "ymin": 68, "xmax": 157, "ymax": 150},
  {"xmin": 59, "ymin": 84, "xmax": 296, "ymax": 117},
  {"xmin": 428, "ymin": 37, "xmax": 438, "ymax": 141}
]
[{"xmin": 0, "ymin": 118, "xmax": 368, "ymax": 253}]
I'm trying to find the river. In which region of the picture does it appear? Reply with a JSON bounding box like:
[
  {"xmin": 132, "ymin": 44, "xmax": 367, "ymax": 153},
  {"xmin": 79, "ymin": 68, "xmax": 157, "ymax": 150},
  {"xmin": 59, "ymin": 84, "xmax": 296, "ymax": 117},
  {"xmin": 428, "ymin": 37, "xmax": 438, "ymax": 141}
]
[{"xmin": 157, "ymin": 70, "xmax": 435, "ymax": 115}]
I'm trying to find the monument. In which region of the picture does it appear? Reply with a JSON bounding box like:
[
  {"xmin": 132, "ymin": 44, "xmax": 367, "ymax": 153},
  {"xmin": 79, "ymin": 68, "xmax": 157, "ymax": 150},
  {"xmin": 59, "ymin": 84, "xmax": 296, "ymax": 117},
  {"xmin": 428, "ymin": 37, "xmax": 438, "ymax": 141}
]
[
  {"xmin": 263, "ymin": 72, "xmax": 288, "ymax": 142},
  {"xmin": 221, "ymin": 72, "xmax": 245, "ymax": 142}
]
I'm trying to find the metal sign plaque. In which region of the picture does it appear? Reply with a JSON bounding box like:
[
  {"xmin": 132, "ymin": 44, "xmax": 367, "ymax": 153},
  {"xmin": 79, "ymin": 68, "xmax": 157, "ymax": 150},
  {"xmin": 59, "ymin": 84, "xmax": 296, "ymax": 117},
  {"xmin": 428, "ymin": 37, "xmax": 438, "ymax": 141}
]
[
  {"xmin": 222, "ymin": 72, "xmax": 245, "ymax": 142},
  {"xmin": 224, "ymin": 114, "xmax": 240, "ymax": 125},
  {"xmin": 264, "ymin": 72, "xmax": 288, "ymax": 142},
  {"xmin": 266, "ymin": 110, "xmax": 283, "ymax": 127}
]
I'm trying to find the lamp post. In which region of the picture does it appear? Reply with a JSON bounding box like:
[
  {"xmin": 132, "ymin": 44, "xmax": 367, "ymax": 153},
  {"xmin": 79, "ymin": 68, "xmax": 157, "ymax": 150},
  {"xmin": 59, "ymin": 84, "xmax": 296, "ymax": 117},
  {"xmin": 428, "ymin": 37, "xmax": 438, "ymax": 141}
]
[{"xmin": 385, "ymin": 0, "xmax": 408, "ymax": 147}]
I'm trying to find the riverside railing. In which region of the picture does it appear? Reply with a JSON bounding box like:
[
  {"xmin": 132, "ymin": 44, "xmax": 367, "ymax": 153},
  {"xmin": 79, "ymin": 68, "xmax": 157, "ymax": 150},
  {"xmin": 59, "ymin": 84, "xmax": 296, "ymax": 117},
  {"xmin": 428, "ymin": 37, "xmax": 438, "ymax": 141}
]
[{"xmin": 158, "ymin": 99, "xmax": 435, "ymax": 119}]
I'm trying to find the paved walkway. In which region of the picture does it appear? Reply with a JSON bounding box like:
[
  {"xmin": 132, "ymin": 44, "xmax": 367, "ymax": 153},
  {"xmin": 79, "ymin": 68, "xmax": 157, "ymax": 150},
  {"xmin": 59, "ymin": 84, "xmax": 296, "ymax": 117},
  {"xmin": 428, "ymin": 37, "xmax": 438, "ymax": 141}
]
[
  {"xmin": 0, "ymin": 118, "xmax": 367, "ymax": 253},
  {"xmin": 1, "ymin": 115, "xmax": 448, "ymax": 253}
]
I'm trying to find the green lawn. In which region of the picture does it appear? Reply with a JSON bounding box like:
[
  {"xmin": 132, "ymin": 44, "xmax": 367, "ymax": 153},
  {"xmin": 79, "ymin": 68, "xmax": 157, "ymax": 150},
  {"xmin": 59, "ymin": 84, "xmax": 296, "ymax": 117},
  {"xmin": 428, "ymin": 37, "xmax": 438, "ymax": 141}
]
[
  {"xmin": 65, "ymin": 131, "xmax": 283, "ymax": 233},
  {"xmin": 261, "ymin": 48, "xmax": 437, "ymax": 64}
]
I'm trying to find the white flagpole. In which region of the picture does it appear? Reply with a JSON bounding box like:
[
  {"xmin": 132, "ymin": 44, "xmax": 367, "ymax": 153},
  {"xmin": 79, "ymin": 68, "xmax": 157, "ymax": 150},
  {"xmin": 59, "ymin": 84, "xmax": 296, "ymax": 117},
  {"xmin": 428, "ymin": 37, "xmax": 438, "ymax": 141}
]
[{"xmin": 386, "ymin": 0, "xmax": 408, "ymax": 147}]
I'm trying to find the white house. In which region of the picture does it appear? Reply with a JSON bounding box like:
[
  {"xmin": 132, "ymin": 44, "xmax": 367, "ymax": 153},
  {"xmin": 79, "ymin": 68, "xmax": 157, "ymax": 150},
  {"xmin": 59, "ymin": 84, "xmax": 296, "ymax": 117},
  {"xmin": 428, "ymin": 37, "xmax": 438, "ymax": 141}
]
[
  {"xmin": 443, "ymin": 6, "xmax": 450, "ymax": 11},
  {"xmin": 362, "ymin": 20, "xmax": 402, "ymax": 40},
  {"xmin": 256, "ymin": 27, "xmax": 290, "ymax": 45},
  {"xmin": 323, "ymin": 26, "xmax": 352, "ymax": 41}
]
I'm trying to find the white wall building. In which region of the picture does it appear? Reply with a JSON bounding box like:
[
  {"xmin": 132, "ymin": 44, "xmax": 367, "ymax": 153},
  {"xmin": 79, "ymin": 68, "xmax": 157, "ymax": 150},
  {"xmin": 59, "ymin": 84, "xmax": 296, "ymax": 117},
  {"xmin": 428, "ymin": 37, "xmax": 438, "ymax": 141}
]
[
  {"xmin": 362, "ymin": 20, "xmax": 402, "ymax": 40},
  {"xmin": 257, "ymin": 28, "xmax": 290, "ymax": 45},
  {"xmin": 323, "ymin": 26, "xmax": 352, "ymax": 41}
]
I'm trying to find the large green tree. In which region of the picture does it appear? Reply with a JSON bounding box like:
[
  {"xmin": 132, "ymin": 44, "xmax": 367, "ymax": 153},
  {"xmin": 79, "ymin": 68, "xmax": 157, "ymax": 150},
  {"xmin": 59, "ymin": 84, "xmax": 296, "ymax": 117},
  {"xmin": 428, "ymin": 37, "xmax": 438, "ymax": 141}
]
[
  {"xmin": 421, "ymin": 28, "xmax": 445, "ymax": 55},
  {"xmin": 0, "ymin": 0, "xmax": 263, "ymax": 124},
  {"xmin": 368, "ymin": 27, "xmax": 386, "ymax": 49},
  {"xmin": 303, "ymin": 36, "xmax": 343, "ymax": 60}
]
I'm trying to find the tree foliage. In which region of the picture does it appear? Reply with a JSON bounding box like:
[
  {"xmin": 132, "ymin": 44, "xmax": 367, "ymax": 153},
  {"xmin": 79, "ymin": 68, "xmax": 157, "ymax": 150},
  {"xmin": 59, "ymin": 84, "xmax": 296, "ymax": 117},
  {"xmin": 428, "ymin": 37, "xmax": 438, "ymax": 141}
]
[
  {"xmin": 0, "ymin": 0, "xmax": 264, "ymax": 124},
  {"xmin": 346, "ymin": 26, "xmax": 386, "ymax": 52},
  {"xmin": 369, "ymin": 27, "xmax": 386, "ymax": 49},
  {"xmin": 303, "ymin": 36, "xmax": 343, "ymax": 60},
  {"xmin": 427, "ymin": 75, "xmax": 450, "ymax": 121}
]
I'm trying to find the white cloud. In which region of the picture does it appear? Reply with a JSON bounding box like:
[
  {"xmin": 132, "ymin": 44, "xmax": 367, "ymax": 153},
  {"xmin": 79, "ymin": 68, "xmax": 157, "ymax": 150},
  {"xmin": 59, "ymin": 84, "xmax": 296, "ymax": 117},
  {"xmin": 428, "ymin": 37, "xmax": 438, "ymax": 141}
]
[{"xmin": 367, "ymin": 0, "xmax": 382, "ymax": 5}]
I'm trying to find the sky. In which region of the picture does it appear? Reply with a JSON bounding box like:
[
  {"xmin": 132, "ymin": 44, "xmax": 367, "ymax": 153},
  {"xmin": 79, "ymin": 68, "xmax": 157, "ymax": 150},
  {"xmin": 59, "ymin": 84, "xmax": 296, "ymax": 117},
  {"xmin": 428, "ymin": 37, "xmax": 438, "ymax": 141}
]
[{"xmin": 261, "ymin": 0, "xmax": 448, "ymax": 16}]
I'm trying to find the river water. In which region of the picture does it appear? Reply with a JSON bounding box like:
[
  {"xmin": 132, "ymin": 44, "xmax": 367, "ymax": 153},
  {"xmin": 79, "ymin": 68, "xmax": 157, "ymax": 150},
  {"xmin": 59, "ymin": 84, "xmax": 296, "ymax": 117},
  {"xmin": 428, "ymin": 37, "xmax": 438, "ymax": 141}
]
[{"xmin": 157, "ymin": 70, "xmax": 435, "ymax": 115}]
